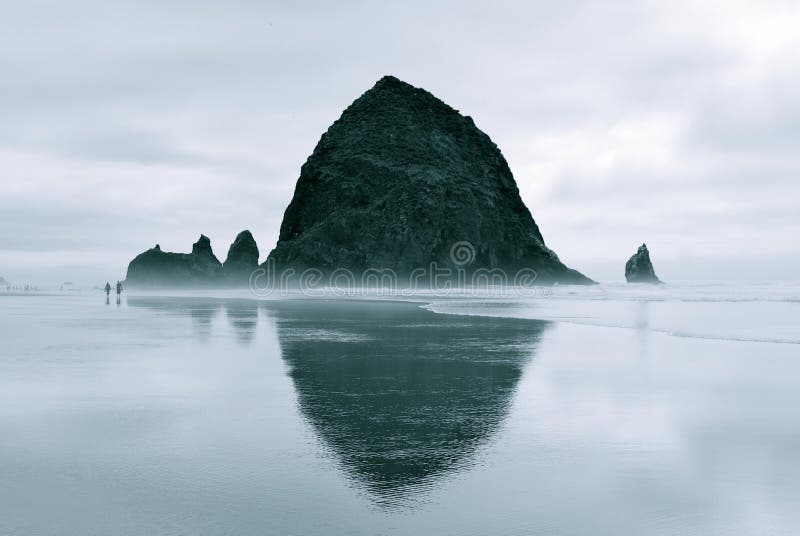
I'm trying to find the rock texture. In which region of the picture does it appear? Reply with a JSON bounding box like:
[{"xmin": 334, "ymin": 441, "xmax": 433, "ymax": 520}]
[
  {"xmin": 265, "ymin": 75, "xmax": 592, "ymax": 285},
  {"xmin": 125, "ymin": 235, "xmax": 223, "ymax": 287},
  {"xmin": 222, "ymin": 230, "xmax": 260, "ymax": 284},
  {"xmin": 625, "ymin": 243, "xmax": 662, "ymax": 283}
]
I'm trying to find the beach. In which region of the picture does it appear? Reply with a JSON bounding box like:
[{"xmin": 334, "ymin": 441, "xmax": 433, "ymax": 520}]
[{"xmin": 1, "ymin": 287, "xmax": 799, "ymax": 535}]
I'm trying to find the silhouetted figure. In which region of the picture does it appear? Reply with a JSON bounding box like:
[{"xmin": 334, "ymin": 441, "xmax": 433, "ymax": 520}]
[
  {"xmin": 116, "ymin": 281, "xmax": 123, "ymax": 304},
  {"xmin": 105, "ymin": 282, "xmax": 111, "ymax": 297}
]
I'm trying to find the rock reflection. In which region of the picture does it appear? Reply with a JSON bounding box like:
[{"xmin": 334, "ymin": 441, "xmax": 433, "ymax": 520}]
[
  {"xmin": 127, "ymin": 296, "xmax": 222, "ymax": 339},
  {"xmin": 225, "ymin": 300, "xmax": 259, "ymax": 344},
  {"xmin": 129, "ymin": 297, "xmax": 259, "ymax": 343},
  {"xmin": 264, "ymin": 299, "xmax": 548, "ymax": 504}
]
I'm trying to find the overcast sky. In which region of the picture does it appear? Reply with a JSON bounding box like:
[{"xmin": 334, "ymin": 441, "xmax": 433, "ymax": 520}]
[{"xmin": 1, "ymin": 0, "xmax": 799, "ymax": 284}]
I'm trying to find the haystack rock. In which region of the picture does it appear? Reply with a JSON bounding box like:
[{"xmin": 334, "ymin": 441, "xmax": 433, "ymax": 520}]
[
  {"xmin": 264, "ymin": 75, "xmax": 593, "ymax": 285},
  {"xmin": 125, "ymin": 235, "xmax": 222, "ymax": 287},
  {"xmin": 625, "ymin": 243, "xmax": 662, "ymax": 284},
  {"xmin": 222, "ymin": 230, "xmax": 260, "ymax": 284}
]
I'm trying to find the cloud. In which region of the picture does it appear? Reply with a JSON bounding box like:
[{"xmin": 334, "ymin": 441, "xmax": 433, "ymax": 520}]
[
  {"xmin": 57, "ymin": 129, "xmax": 199, "ymax": 164},
  {"xmin": 0, "ymin": 0, "xmax": 798, "ymax": 284}
]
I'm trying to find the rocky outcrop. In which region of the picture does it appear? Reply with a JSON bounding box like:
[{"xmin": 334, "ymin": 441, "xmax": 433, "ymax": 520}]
[
  {"xmin": 625, "ymin": 243, "xmax": 662, "ymax": 283},
  {"xmin": 125, "ymin": 235, "xmax": 223, "ymax": 287},
  {"xmin": 265, "ymin": 75, "xmax": 592, "ymax": 286},
  {"xmin": 222, "ymin": 230, "xmax": 260, "ymax": 284}
]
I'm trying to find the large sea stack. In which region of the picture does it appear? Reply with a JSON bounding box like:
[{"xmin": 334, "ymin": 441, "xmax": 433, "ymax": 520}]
[
  {"xmin": 125, "ymin": 235, "xmax": 223, "ymax": 287},
  {"xmin": 265, "ymin": 76, "xmax": 592, "ymax": 285},
  {"xmin": 625, "ymin": 243, "xmax": 662, "ymax": 284}
]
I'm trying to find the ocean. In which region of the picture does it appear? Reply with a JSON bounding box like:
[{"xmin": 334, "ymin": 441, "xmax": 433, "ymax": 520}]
[{"xmin": 1, "ymin": 283, "xmax": 798, "ymax": 535}]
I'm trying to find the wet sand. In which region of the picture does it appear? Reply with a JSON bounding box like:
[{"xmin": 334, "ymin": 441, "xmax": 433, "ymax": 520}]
[{"xmin": 1, "ymin": 293, "xmax": 798, "ymax": 535}]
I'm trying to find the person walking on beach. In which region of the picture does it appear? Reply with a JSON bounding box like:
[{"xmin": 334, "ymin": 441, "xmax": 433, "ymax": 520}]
[
  {"xmin": 115, "ymin": 281, "xmax": 123, "ymax": 303},
  {"xmin": 104, "ymin": 282, "xmax": 111, "ymax": 297}
]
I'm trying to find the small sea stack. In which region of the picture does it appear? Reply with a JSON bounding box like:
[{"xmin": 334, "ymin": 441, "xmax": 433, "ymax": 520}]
[
  {"xmin": 125, "ymin": 235, "xmax": 223, "ymax": 288},
  {"xmin": 221, "ymin": 230, "xmax": 260, "ymax": 285},
  {"xmin": 625, "ymin": 243, "xmax": 662, "ymax": 284}
]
